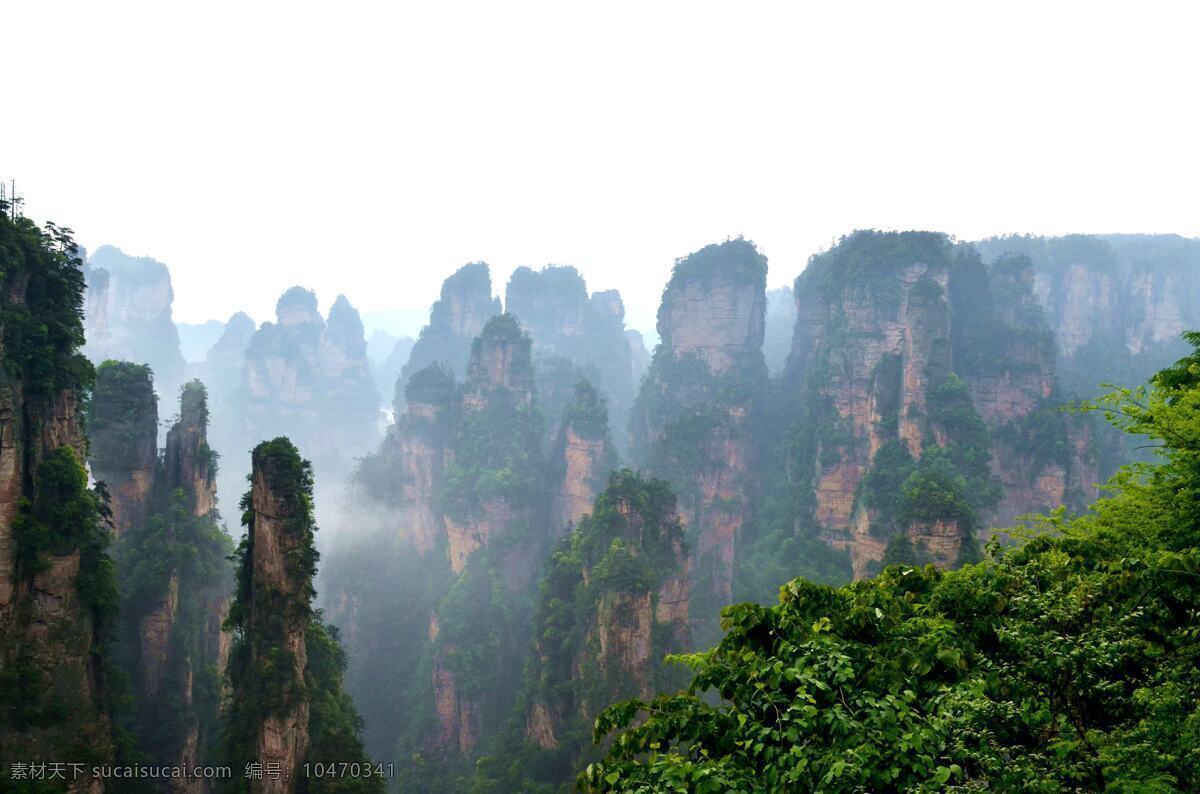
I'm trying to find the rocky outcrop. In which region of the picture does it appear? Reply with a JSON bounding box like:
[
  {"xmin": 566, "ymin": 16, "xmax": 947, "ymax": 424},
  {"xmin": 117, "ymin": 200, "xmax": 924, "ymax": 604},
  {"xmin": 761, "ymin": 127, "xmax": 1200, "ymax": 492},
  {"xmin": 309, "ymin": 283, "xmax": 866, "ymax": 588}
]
[
  {"xmin": 230, "ymin": 440, "xmax": 315, "ymax": 794},
  {"xmin": 202, "ymin": 311, "xmax": 255, "ymax": 390},
  {"xmin": 788, "ymin": 233, "xmax": 979, "ymax": 577},
  {"xmin": 788, "ymin": 231, "xmax": 1098, "ymax": 578},
  {"xmin": 163, "ymin": 381, "xmax": 218, "ymax": 518},
  {"xmin": 374, "ymin": 363, "xmax": 455, "ymax": 555},
  {"xmin": 224, "ymin": 438, "xmax": 379, "ymax": 793},
  {"xmin": 82, "ymin": 245, "xmax": 186, "ymax": 398},
  {"xmin": 400, "ymin": 262, "xmax": 501, "ymax": 391},
  {"xmin": 552, "ymin": 380, "xmax": 615, "ymax": 535},
  {"xmin": 0, "ymin": 213, "xmax": 114, "ymax": 790},
  {"xmin": 441, "ymin": 314, "xmax": 544, "ymax": 592},
  {"xmin": 319, "ymin": 294, "xmax": 381, "ymax": 448},
  {"xmin": 631, "ymin": 239, "xmax": 767, "ymax": 630},
  {"xmin": 518, "ymin": 471, "xmax": 689, "ymax": 779},
  {"xmin": 241, "ymin": 287, "xmax": 381, "ymax": 486},
  {"xmin": 556, "ymin": 432, "xmax": 608, "ymax": 532},
  {"xmin": 505, "ymin": 267, "xmax": 636, "ymax": 447},
  {"xmin": 329, "ymin": 316, "xmax": 550, "ymax": 770},
  {"xmin": 974, "ymin": 234, "xmax": 1200, "ymax": 400},
  {"xmin": 94, "ymin": 378, "xmax": 231, "ymax": 793},
  {"xmin": 655, "ymin": 244, "xmax": 766, "ymax": 376},
  {"xmin": 88, "ymin": 361, "xmax": 159, "ymax": 535}
]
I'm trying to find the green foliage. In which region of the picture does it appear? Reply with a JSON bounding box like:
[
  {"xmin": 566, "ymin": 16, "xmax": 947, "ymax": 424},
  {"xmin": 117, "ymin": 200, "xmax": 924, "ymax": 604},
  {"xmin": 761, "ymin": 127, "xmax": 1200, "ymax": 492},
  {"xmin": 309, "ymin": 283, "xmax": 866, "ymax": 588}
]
[
  {"xmin": 113, "ymin": 488, "xmax": 233, "ymax": 766},
  {"xmin": 436, "ymin": 564, "xmax": 507, "ymax": 697},
  {"xmin": 0, "ymin": 208, "xmax": 94, "ymax": 396},
  {"xmin": 3, "ymin": 447, "xmax": 121, "ymax": 739},
  {"xmin": 470, "ymin": 471, "xmax": 690, "ymax": 792},
  {"xmin": 582, "ymin": 335, "xmax": 1200, "ymax": 792},
  {"xmin": 559, "ymin": 380, "xmax": 609, "ymax": 441},
  {"xmin": 896, "ymin": 448, "xmax": 978, "ymax": 532},
  {"xmin": 438, "ymin": 321, "xmax": 546, "ymax": 521},
  {"xmin": 88, "ymin": 360, "xmax": 157, "ymax": 472},
  {"xmin": 438, "ymin": 400, "xmax": 545, "ymax": 522},
  {"xmin": 665, "ymin": 238, "xmax": 767, "ymax": 286},
  {"xmin": 304, "ymin": 616, "xmax": 387, "ymax": 793},
  {"xmin": 802, "ymin": 230, "xmax": 956, "ymax": 310},
  {"xmin": 859, "ymin": 440, "xmax": 914, "ymax": 534},
  {"xmin": 403, "ymin": 361, "xmax": 458, "ymax": 412},
  {"xmin": 222, "ymin": 437, "xmax": 380, "ymax": 791}
]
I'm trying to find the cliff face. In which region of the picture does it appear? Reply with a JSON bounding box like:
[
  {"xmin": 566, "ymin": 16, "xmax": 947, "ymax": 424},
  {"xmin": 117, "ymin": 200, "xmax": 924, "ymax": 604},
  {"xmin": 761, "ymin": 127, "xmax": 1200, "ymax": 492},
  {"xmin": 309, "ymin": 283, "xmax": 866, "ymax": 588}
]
[
  {"xmin": 82, "ymin": 245, "xmax": 186, "ymax": 397},
  {"xmin": 88, "ymin": 362, "xmax": 158, "ymax": 535},
  {"xmin": 655, "ymin": 246, "xmax": 766, "ymax": 377},
  {"xmin": 551, "ymin": 380, "xmax": 617, "ymax": 535},
  {"xmin": 225, "ymin": 438, "xmax": 380, "ymax": 794},
  {"xmin": 787, "ymin": 232, "xmax": 1096, "ymax": 579},
  {"xmin": 96, "ymin": 376, "xmax": 232, "ymax": 793},
  {"xmin": 505, "ymin": 267, "xmax": 636, "ymax": 449},
  {"xmin": 163, "ymin": 382, "xmax": 218, "ymax": 518},
  {"xmin": 788, "ymin": 238, "xmax": 956, "ymax": 578},
  {"xmin": 480, "ymin": 471, "xmax": 689, "ymax": 790},
  {"xmin": 327, "ymin": 315, "xmax": 550, "ymax": 774},
  {"xmin": 0, "ymin": 211, "xmax": 114, "ymax": 790},
  {"xmin": 247, "ymin": 445, "xmax": 312, "ymax": 793},
  {"xmin": 441, "ymin": 314, "xmax": 543, "ymax": 586},
  {"xmin": 631, "ymin": 239, "xmax": 767, "ymax": 634},
  {"xmin": 372, "ymin": 364, "xmax": 456, "ymax": 555},
  {"xmin": 400, "ymin": 262, "xmax": 501, "ymax": 392},
  {"xmin": 974, "ymin": 234, "xmax": 1200, "ymax": 403},
  {"xmin": 956, "ymin": 254, "xmax": 1098, "ymax": 531}
]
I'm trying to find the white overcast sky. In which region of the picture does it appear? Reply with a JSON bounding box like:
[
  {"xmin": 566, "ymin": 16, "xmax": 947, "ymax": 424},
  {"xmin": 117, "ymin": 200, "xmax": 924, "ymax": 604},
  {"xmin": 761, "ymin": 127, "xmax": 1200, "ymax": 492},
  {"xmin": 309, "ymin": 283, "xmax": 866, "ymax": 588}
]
[{"xmin": 4, "ymin": 1, "xmax": 1199, "ymax": 337}]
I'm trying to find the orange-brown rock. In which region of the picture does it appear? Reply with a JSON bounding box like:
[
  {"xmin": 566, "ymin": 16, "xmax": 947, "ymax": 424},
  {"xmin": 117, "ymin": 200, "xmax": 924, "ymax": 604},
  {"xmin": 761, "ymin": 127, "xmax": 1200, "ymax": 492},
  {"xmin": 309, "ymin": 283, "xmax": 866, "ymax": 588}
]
[
  {"xmin": 789, "ymin": 238, "xmax": 954, "ymax": 578},
  {"xmin": 240, "ymin": 440, "xmax": 314, "ymax": 793},
  {"xmin": 556, "ymin": 427, "xmax": 608, "ymax": 531},
  {"xmin": 0, "ymin": 379, "xmax": 113, "ymax": 791},
  {"xmin": 631, "ymin": 239, "xmax": 767, "ymax": 623},
  {"xmin": 522, "ymin": 471, "xmax": 690, "ymax": 756}
]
